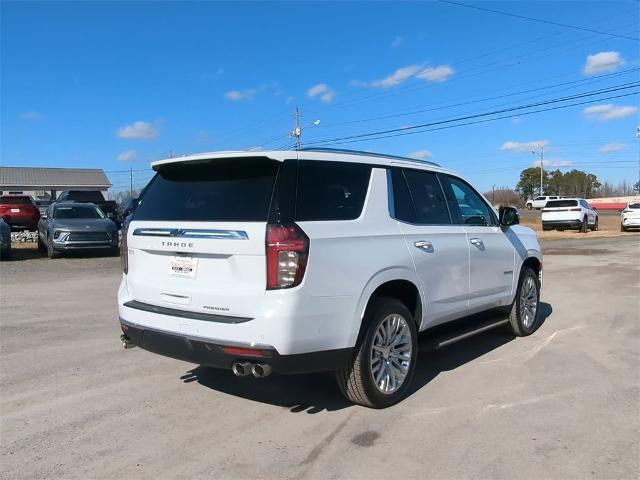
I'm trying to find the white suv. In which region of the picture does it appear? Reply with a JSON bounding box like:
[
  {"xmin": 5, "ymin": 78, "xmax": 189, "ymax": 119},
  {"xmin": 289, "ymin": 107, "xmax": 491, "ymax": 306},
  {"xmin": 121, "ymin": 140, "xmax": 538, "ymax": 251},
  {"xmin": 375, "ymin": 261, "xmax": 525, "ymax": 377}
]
[
  {"xmin": 526, "ymin": 195, "xmax": 562, "ymax": 210},
  {"xmin": 118, "ymin": 149, "xmax": 543, "ymax": 408},
  {"xmin": 541, "ymin": 198, "xmax": 598, "ymax": 232},
  {"xmin": 621, "ymin": 201, "xmax": 640, "ymax": 231}
]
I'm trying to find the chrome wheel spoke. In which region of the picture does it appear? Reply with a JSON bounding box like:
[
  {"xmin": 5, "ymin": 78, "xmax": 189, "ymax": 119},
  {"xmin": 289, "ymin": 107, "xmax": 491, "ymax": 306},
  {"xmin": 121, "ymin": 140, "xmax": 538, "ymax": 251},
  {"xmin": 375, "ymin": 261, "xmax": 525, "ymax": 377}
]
[{"xmin": 370, "ymin": 313, "xmax": 413, "ymax": 394}]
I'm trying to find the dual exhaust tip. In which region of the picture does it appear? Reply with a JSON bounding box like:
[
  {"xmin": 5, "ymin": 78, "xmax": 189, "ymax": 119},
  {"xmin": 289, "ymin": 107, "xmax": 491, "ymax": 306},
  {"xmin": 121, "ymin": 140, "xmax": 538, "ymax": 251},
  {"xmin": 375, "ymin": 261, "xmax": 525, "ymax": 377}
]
[{"xmin": 232, "ymin": 361, "xmax": 272, "ymax": 378}]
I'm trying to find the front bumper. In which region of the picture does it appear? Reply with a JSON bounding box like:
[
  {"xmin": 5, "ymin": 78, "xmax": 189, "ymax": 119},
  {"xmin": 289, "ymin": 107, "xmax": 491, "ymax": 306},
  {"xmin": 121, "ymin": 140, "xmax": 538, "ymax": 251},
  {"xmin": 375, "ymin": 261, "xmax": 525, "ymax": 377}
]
[
  {"xmin": 622, "ymin": 217, "xmax": 640, "ymax": 228},
  {"xmin": 542, "ymin": 220, "xmax": 582, "ymax": 229},
  {"xmin": 52, "ymin": 231, "xmax": 118, "ymax": 251},
  {"xmin": 120, "ymin": 319, "xmax": 353, "ymax": 374}
]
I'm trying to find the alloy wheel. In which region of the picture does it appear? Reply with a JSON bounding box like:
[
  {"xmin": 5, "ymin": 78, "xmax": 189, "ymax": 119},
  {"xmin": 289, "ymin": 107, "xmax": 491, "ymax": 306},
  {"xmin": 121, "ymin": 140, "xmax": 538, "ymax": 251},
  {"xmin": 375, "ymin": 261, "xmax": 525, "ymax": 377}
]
[{"xmin": 369, "ymin": 314, "xmax": 412, "ymax": 394}]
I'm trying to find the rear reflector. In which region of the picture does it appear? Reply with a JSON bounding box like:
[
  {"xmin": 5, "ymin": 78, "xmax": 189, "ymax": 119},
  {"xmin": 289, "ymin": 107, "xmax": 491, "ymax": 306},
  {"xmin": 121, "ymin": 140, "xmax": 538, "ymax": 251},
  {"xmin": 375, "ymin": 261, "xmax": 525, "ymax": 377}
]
[
  {"xmin": 266, "ymin": 223, "xmax": 309, "ymax": 290},
  {"xmin": 222, "ymin": 346, "xmax": 264, "ymax": 357}
]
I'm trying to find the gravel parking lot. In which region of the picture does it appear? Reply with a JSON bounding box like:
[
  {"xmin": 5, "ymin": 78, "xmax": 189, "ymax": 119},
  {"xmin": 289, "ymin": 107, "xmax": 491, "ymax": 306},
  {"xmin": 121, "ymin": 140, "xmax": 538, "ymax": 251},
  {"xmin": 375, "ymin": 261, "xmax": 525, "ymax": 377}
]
[{"xmin": 1, "ymin": 236, "xmax": 639, "ymax": 479}]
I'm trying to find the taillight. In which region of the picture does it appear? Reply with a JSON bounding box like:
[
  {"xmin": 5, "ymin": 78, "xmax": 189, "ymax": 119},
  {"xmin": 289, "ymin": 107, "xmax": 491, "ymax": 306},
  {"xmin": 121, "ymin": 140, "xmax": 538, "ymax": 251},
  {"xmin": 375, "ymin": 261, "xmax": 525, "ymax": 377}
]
[
  {"xmin": 121, "ymin": 226, "xmax": 129, "ymax": 274},
  {"xmin": 266, "ymin": 223, "xmax": 309, "ymax": 290}
]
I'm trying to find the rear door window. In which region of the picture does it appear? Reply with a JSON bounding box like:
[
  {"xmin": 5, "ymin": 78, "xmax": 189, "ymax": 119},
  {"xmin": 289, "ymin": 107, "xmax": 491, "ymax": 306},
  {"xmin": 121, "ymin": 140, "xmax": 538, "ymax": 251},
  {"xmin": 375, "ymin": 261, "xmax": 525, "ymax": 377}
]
[
  {"xmin": 295, "ymin": 160, "xmax": 372, "ymax": 221},
  {"xmin": 133, "ymin": 158, "xmax": 280, "ymax": 222},
  {"xmin": 391, "ymin": 168, "xmax": 450, "ymax": 224}
]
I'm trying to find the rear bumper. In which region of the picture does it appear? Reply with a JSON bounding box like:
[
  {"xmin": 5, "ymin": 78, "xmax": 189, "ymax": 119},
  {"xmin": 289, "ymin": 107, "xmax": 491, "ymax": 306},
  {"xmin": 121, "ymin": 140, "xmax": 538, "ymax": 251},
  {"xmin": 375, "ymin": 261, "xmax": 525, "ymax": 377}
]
[
  {"xmin": 542, "ymin": 220, "xmax": 582, "ymax": 229},
  {"xmin": 6, "ymin": 219, "xmax": 38, "ymax": 231},
  {"xmin": 622, "ymin": 217, "xmax": 640, "ymax": 227},
  {"xmin": 120, "ymin": 319, "xmax": 353, "ymax": 374}
]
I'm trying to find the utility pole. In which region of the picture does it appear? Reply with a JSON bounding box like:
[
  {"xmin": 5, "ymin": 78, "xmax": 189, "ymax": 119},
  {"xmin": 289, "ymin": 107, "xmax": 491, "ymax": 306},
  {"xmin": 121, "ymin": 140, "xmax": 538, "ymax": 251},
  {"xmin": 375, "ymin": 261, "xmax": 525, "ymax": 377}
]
[
  {"xmin": 129, "ymin": 167, "xmax": 133, "ymax": 197},
  {"xmin": 293, "ymin": 107, "xmax": 302, "ymax": 150},
  {"xmin": 539, "ymin": 146, "xmax": 544, "ymax": 196},
  {"xmin": 492, "ymin": 185, "xmax": 496, "ymax": 204}
]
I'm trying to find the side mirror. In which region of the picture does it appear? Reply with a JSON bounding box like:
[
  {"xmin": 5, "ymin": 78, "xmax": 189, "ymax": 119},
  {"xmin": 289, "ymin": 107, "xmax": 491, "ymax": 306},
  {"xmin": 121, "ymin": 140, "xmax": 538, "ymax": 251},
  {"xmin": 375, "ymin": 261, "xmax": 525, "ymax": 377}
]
[{"xmin": 499, "ymin": 206, "xmax": 519, "ymax": 226}]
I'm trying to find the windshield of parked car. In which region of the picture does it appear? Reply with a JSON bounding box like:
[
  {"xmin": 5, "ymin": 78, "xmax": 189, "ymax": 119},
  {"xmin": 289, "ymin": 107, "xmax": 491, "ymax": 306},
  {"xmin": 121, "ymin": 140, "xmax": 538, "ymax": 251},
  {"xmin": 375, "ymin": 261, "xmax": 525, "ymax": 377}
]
[
  {"xmin": 54, "ymin": 205, "xmax": 105, "ymax": 219},
  {"xmin": 546, "ymin": 200, "xmax": 578, "ymax": 208},
  {"xmin": 627, "ymin": 202, "xmax": 640, "ymax": 209},
  {"xmin": 0, "ymin": 196, "xmax": 32, "ymax": 204}
]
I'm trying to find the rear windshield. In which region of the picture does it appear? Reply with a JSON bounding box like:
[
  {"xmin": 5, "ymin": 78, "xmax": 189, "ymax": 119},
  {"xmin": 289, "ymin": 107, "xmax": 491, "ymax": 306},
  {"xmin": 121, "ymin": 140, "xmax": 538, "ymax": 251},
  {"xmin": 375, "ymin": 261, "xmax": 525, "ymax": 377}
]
[
  {"xmin": 628, "ymin": 202, "xmax": 640, "ymax": 209},
  {"xmin": 133, "ymin": 158, "xmax": 280, "ymax": 222},
  {"xmin": 0, "ymin": 196, "xmax": 32, "ymax": 204},
  {"xmin": 54, "ymin": 205, "xmax": 104, "ymax": 219},
  {"xmin": 66, "ymin": 191, "xmax": 104, "ymax": 201},
  {"xmin": 546, "ymin": 200, "xmax": 578, "ymax": 208}
]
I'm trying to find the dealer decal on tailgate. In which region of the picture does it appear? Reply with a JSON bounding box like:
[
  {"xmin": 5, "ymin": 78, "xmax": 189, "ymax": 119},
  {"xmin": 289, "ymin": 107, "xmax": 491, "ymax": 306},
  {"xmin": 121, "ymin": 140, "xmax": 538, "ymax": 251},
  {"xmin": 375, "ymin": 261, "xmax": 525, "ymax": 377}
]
[{"xmin": 168, "ymin": 256, "xmax": 198, "ymax": 278}]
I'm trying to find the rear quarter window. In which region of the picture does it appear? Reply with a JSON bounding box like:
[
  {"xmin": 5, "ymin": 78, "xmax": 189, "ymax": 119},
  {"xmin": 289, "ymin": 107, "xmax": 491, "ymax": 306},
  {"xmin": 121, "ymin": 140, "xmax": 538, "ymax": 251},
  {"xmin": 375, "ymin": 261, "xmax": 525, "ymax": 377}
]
[{"xmin": 295, "ymin": 160, "xmax": 372, "ymax": 221}]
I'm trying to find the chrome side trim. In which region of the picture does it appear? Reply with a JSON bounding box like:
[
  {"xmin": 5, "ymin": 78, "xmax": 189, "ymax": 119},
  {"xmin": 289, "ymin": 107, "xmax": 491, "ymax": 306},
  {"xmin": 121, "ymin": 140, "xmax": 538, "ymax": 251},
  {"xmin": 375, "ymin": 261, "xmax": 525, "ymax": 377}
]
[
  {"xmin": 132, "ymin": 228, "xmax": 248, "ymax": 240},
  {"xmin": 123, "ymin": 300, "xmax": 253, "ymax": 324}
]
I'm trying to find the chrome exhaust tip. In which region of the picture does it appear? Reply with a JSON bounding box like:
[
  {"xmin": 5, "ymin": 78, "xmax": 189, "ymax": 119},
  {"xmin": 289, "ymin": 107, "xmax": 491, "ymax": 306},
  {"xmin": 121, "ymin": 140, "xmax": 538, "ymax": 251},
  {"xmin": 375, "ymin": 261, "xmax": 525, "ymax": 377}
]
[
  {"xmin": 120, "ymin": 334, "xmax": 136, "ymax": 349},
  {"xmin": 251, "ymin": 363, "xmax": 272, "ymax": 378},
  {"xmin": 232, "ymin": 361, "xmax": 252, "ymax": 376}
]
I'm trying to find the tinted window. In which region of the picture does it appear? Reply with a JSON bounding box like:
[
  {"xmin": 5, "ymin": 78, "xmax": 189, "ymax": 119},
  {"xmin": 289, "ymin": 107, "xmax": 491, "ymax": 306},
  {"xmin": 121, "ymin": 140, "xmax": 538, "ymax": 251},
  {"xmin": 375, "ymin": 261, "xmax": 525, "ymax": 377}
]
[
  {"xmin": 394, "ymin": 169, "xmax": 450, "ymax": 224},
  {"xmin": 295, "ymin": 161, "xmax": 371, "ymax": 221},
  {"xmin": 546, "ymin": 200, "xmax": 578, "ymax": 208},
  {"xmin": 390, "ymin": 169, "xmax": 415, "ymax": 222},
  {"xmin": 0, "ymin": 196, "xmax": 32, "ymax": 204},
  {"xmin": 628, "ymin": 203, "xmax": 640, "ymax": 209},
  {"xmin": 133, "ymin": 158, "xmax": 280, "ymax": 222},
  {"xmin": 534, "ymin": 197, "xmax": 545, "ymax": 201},
  {"xmin": 444, "ymin": 176, "xmax": 495, "ymax": 226},
  {"xmin": 66, "ymin": 191, "xmax": 104, "ymax": 202},
  {"xmin": 54, "ymin": 205, "xmax": 104, "ymax": 219}
]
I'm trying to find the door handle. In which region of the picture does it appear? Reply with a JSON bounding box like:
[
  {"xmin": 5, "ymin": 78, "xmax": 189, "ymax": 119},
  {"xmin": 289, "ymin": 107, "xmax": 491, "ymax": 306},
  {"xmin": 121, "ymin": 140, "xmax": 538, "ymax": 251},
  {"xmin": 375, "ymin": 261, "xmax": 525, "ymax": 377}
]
[
  {"xmin": 469, "ymin": 237, "xmax": 483, "ymax": 246},
  {"xmin": 414, "ymin": 240, "xmax": 434, "ymax": 252}
]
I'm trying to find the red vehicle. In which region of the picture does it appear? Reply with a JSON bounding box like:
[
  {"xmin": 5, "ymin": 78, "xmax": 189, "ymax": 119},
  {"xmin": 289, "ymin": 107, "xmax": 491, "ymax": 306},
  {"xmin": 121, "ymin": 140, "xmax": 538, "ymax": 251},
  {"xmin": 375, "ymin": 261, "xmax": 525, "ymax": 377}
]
[{"xmin": 0, "ymin": 195, "xmax": 40, "ymax": 231}]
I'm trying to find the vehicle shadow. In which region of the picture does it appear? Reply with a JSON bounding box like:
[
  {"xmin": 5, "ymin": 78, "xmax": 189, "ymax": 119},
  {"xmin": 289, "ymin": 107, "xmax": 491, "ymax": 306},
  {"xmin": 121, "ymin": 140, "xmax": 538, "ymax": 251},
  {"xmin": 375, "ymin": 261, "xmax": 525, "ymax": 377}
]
[
  {"xmin": 182, "ymin": 302, "xmax": 553, "ymax": 413},
  {"xmin": 6, "ymin": 244, "xmax": 119, "ymax": 262}
]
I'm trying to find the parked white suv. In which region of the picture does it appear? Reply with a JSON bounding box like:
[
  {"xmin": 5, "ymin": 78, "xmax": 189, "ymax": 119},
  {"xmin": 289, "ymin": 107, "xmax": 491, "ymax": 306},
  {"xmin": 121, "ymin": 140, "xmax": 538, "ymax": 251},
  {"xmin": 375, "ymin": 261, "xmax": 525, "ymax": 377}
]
[
  {"xmin": 621, "ymin": 201, "xmax": 640, "ymax": 231},
  {"xmin": 526, "ymin": 195, "xmax": 562, "ymax": 210},
  {"xmin": 118, "ymin": 149, "xmax": 543, "ymax": 408},
  {"xmin": 541, "ymin": 198, "xmax": 598, "ymax": 232}
]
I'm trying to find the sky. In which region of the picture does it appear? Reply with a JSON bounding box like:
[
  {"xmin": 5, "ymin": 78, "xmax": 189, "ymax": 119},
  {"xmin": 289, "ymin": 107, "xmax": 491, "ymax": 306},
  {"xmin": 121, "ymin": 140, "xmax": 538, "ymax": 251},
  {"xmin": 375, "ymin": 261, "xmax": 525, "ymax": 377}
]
[{"xmin": 1, "ymin": 0, "xmax": 639, "ymax": 193}]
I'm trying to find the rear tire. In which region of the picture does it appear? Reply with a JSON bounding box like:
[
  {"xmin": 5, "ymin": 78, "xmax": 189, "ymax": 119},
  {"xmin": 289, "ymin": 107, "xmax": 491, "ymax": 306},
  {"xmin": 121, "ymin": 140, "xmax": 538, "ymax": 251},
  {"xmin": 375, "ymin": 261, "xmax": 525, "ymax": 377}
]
[
  {"xmin": 580, "ymin": 216, "xmax": 588, "ymax": 233},
  {"xmin": 507, "ymin": 267, "xmax": 541, "ymax": 337},
  {"xmin": 591, "ymin": 217, "xmax": 599, "ymax": 231},
  {"xmin": 37, "ymin": 234, "xmax": 46, "ymax": 252},
  {"xmin": 526, "ymin": 204, "xmax": 533, "ymax": 210},
  {"xmin": 621, "ymin": 224, "xmax": 626, "ymax": 232},
  {"xmin": 336, "ymin": 297, "xmax": 417, "ymax": 408}
]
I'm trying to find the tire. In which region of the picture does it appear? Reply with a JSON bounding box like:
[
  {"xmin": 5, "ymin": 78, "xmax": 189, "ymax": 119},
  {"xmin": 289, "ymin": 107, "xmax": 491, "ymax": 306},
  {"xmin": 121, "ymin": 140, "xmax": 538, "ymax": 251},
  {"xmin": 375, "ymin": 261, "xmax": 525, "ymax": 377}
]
[
  {"xmin": 526, "ymin": 204, "xmax": 533, "ymax": 210},
  {"xmin": 336, "ymin": 297, "xmax": 417, "ymax": 408},
  {"xmin": 507, "ymin": 267, "xmax": 541, "ymax": 337},
  {"xmin": 580, "ymin": 216, "xmax": 588, "ymax": 233},
  {"xmin": 46, "ymin": 236, "xmax": 60, "ymax": 259},
  {"xmin": 37, "ymin": 234, "xmax": 46, "ymax": 252},
  {"xmin": 621, "ymin": 224, "xmax": 626, "ymax": 232},
  {"xmin": 591, "ymin": 217, "xmax": 599, "ymax": 231}
]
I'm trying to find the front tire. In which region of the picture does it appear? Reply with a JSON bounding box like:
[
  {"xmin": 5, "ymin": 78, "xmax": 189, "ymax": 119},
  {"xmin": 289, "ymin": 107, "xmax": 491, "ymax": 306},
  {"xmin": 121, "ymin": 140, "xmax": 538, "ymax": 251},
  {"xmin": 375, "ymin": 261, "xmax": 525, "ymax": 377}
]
[
  {"xmin": 580, "ymin": 216, "xmax": 588, "ymax": 233},
  {"xmin": 526, "ymin": 204, "xmax": 533, "ymax": 210},
  {"xmin": 591, "ymin": 217, "xmax": 598, "ymax": 231},
  {"xmin": 46, "ymin": 236, "xmax": 60, "ymax": 259},
  {"xmin": 507, "ymin": 267, "xmax": 541, "ymax": 337},
  {"xmin": 336, "ymin": 297, "xmax": 417, "ymax": 408}
]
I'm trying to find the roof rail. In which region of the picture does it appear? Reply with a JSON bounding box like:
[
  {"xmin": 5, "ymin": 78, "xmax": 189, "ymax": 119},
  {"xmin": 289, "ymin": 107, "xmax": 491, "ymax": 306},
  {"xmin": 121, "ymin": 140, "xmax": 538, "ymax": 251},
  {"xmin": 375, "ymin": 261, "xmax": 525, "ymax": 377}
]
[{"xmin": 299, "ymin": 147, "xmax": 440, "ymax": 167}]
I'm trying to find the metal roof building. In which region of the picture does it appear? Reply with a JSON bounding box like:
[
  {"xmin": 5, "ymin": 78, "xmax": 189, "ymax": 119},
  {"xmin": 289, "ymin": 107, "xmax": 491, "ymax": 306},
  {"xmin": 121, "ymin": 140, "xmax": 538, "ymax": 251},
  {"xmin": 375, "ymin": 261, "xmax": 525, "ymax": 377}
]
[{"xmin": 0, "ymin": 166, "xmax": 111, "ymax": 192}]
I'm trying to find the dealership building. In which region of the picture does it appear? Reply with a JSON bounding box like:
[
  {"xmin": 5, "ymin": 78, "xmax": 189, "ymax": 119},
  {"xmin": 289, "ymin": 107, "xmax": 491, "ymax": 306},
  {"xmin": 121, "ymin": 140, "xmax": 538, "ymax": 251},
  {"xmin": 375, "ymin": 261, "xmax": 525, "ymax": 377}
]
[{"xmin": 0, "ymin": 166, "xmax": 111, "ymax": 201}]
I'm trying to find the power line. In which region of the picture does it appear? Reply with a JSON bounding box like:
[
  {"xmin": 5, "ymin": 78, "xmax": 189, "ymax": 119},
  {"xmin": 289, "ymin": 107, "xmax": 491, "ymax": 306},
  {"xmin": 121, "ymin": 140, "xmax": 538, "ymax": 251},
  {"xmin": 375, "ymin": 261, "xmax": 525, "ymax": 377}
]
[
  {"xmin": 304, "ymin": 83, "xmax": 640, "ymax": 146},
  {"xmin": 438, "ymin": 0, "xmax": 640, "ymax": 41}
]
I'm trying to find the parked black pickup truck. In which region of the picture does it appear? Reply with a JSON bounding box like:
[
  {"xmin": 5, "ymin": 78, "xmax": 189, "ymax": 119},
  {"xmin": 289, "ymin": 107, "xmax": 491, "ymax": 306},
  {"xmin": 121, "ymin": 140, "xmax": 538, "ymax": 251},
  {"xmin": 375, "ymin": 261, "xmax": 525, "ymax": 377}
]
[{"xmin": 56, "ymin": 191, "xmax": 118, "ymax": 222}]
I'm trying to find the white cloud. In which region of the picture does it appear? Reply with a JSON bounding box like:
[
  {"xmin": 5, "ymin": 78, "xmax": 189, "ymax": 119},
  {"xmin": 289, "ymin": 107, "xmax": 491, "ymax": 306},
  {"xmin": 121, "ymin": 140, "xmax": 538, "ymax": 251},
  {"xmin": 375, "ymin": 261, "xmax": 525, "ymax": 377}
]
[
  {"xmin": 391, "ymin": 36, "xmax": 404, "ymax": 48},
  {"xmin": 370, "ymin": 65, "xmax": 423, "ymax": 88},
  {"xmin": 117, "ymin": 149, "xmax": 137, "ymax": 161},
  {"xmin": 407, "ymin": 150, "xmax": 433, "ymax": 160},
  {"xmin": 532, "ymin": 158, "xmax": 572, "ymax": 168},
  {"xmin": 361, "ymin": 64, "xmax": 455, "ymax": 88},
  {"xmin": 307, "ymin": 83, "xmax": 335, "ymax": 103},
  {"xmin": 501, "ymin": 140, "xmax": 549, "ymax": 153},
  {"xmin": 285, "ymin": 96, "xmax": 294, "ymax": 104},
  {"xmin": 224, "ymin": 89, "xmax": 257, "ymax": 101},
  {"xmin": 583, "ymin": 104, "xmax": 638, "ymax": 122},
  {"xmin": 415, "ymin": 65, "xmax": 455, "ymax": 83},
  {"xmin": 19, "ymin": 111, "xmax": 44, "ymax": 120},
  {"xmin": 117, "ymin": 121, "xmax": 159, "ymax": 140},
  {"xmin": 583, "ymin": 51, "xmax": 625, "ymax": 75},
  {"xmin": 511, "ymin": 117, "xmax": 523, "ymax": 124},
  {"xmin": 598, "ymin": 142, "xmax": 627, "ymax": 153}
]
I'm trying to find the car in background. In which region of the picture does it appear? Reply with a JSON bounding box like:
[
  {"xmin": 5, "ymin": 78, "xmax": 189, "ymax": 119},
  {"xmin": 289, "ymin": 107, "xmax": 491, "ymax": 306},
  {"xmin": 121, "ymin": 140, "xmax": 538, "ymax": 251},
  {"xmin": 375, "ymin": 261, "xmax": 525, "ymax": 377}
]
[
  {"xmin": 0, "ymin": 218, "xmax": 11, "ymax": 260},
  {"xmin": 526, "ymin": 195, "xmax": 562, "ymax": 210},
  {"xmin": 115, "ymin": 196, "xmax": 138, "ymax": 227},
  {"xmin": 620, "ymin": 201, "xmax": 640, "ymax": 231},
  {"xmin": 35, "ymin": 199, "xmax": 53, "ymax": 216},
  {"xmin": 0, "ymin": 195, "xmax": 40, "ymax": 231},
  {"xmin": 37, "ymin": 202, "xmax": 119, "ymax": 258},
  {"xmin": 541, "ymin": 198, "xmax": 598, "ymax": 232},
  {"xmin": 56, "ymin": 191, "xmax": 118, "ymax": 221}
]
